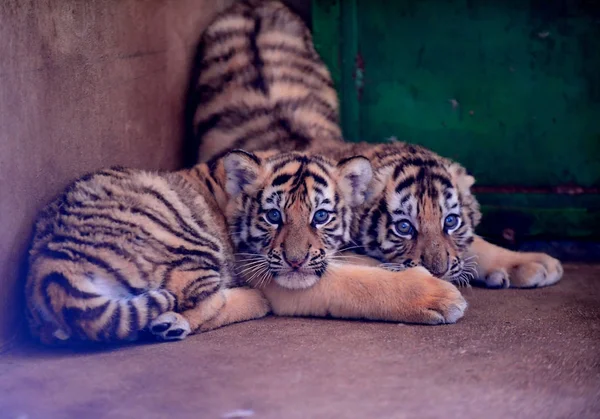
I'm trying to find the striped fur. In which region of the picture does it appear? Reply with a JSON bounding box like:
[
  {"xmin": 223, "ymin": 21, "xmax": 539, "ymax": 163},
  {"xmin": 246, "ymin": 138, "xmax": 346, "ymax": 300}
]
[
  {"xmin": 25, "ymin": 151, "xmax": 372, "ymax": 344},
  {"xmin": 232, "ymin": 139, "xmax": 562, "ymax": 288},
  {"xmin": 26, "ymin": 167, "xmax": 268, "ymax": 344},
  {"xmin": 189, "ymin": 152, "xmax": 470, "ymax": 325},
  {"xmin": 315, "ymin": 142, "xmax": 481, "ymax": 284},
  {"xmin": 211, "ymin": 150, "xmax": 372, "ymax": 290},
  {"xmin": 180, "ymin": 0, "xmax": 559, "ymax": 297},
  {"xmin": 186, "ymin": 0, "xmax": 341, "ymax": 164}
]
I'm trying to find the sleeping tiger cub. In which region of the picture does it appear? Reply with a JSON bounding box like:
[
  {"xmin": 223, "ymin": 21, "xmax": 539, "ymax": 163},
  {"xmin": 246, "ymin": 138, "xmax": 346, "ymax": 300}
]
[
  {"xmin": 26, "ymin": 152, "xmax": 467, "ymax": 345},
  {"xmin": 187, "ymin": 0, "xmax": 341, "ymax": 164},
  {"xmin": 187, "ymin": 0, "xmax": 563, "ymax": 289}
]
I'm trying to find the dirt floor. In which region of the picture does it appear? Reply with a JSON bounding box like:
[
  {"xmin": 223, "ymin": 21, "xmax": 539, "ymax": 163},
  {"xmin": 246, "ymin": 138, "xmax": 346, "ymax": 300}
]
[{"xmin": 1, "ymin": 263, "xmax": 599, "ymax": 419}]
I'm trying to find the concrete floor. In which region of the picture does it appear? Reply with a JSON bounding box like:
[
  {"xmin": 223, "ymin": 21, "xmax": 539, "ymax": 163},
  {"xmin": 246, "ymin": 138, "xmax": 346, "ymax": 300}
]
[{"xmin": 1, "ymin": 263, "xmax": 599, "ymax": 419}]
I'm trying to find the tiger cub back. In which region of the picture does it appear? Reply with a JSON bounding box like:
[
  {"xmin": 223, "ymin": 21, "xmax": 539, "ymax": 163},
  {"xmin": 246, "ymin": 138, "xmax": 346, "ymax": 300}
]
[
  {"xmin": 187, "ymin": 0, "xmax": 342, "ymax": 163},
  {"xmin": 26, "ymin": 167, "xmax": 242, "ymax": 344}
]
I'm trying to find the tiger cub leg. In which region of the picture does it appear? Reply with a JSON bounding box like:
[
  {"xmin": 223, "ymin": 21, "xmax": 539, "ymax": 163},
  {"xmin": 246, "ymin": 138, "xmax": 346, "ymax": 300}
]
[
  {"xmin": 468, "ymin": 236, "xmax": 563, "ymax": 288},
  {"xmin": 193, "ymin": 287, "xmax": 270, "ymax": 333},
  {"xmin": 149, "ymin": 267, "xmax": 269, "ymax": 341},
  {"xmin": 150, "ymin": 288, "xmax": 269, "ymax": 341},
  {"xmin": 264, "ymin": 264, "xmax": 467, "ymax": 324}
]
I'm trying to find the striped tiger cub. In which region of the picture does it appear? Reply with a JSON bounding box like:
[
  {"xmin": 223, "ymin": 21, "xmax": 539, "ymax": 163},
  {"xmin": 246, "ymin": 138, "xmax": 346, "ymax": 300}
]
[
  {"xmin": 186, "ymin": 0, "xmax": 341, "ymax": 163},
  {"xmin": 184, "ymin": 1, "xmax": 562, "ymax": 291},
  {"xmin": 26, "ymin": 152, "xmax": 469, "ymax": 345},
  {"xmin": 196, "ymin": 150, "xmax": 468, "ymax": 325},
  {"xmin": 287, "ymin": 139, "xmax": 564, "ymax": 290},
  {"xmin": 26, "ymin": 167, "xmax": 269, "ymax": 344}
]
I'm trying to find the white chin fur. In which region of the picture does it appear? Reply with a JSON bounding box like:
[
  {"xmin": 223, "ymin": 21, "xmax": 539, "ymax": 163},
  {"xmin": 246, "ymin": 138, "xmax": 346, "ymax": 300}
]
[{"xmin": 273, "ymin": 272, "xmax": 321, "ymax": 290}]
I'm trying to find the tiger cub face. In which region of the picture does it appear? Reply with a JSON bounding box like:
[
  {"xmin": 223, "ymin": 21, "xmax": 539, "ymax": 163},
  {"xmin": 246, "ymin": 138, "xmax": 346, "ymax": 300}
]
[
  {"xmin": 223, "ymin": 150, "xmax": 372, "ymax": 290},
  {"xmin": 358, "ymin": 158, "xmax": 481, "ymax": 285}
]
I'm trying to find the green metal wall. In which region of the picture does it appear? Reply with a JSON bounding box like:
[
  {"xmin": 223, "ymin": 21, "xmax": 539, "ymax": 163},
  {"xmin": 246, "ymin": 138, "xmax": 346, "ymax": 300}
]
[{"xmin": 312, "ymin": 0, "xmax": 600, "ymax": 240}]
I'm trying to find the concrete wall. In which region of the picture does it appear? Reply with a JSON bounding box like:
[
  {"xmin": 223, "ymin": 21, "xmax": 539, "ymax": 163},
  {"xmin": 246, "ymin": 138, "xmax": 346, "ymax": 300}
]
[{"xmin": 0, "ymin": 0, "xmax": 242, "ymax": 346}]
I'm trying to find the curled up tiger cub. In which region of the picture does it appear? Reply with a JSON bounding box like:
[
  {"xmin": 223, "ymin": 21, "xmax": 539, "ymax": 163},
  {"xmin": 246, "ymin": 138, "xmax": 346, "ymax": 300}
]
[
  {"xmin": 188, "ymin": 0, "xmax": 341, "ymax": 164},
  {"xmin": 188, "ymin": 0, "xmax": 563, "ymax": 290},
  {"xmin": 26, "ymin": 152, "xmax": 468, "ymax": 345},
  {"xmin": 25, "ymin": 167, "xmax": 269, "ymax": 344}
]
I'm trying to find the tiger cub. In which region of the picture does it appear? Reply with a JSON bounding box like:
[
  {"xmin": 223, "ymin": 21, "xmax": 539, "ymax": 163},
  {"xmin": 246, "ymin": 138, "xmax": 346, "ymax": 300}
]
[
  {"xmin": 186, "ymin": 0, "xmax": 562, "ymax": 289},
  {"xmin": 186, "ymin": 0, "xmax": 341, "ymax": 164},
  {"xmin": 25, "ymin": 167, "xmax": 269, "ymax": 344},
  {"xmin": 26, "ymin": 153, "xmax": 468, "ymax": 345},
  {"xmin": 198, "ymin": 150, "xmax": 467, "ymax": 325},
  {"xmin": 298, "ymin": 140, "xmax": 564, "ymax": 289}
]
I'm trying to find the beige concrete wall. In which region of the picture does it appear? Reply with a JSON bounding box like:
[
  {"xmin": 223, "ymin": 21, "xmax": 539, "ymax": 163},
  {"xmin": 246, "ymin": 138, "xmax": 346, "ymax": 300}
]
[{"xmin": 0, "ymin": 0, "xmax": 238, "ymax": 345}]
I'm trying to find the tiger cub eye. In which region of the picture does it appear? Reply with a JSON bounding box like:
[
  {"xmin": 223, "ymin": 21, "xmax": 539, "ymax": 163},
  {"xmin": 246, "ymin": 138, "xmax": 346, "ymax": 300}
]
[
  {"xmin": 312, "ymin": 209, "xmax": 330, "ymax": 225},
  {"xmin": 266, "ymin": 209, "xmax": 282, "ymax": 224}
]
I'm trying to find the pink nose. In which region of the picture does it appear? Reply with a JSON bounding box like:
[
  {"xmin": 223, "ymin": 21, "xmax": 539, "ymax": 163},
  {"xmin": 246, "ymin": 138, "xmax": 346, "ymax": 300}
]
[{"xmin": 284, "ymin": 253, "xmax": 308, "ymax": 269}]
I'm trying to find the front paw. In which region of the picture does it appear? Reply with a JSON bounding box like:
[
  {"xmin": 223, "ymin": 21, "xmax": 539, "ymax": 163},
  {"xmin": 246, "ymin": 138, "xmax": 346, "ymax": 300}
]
[
  {"xmin": 482, "ymin": 253, "xmax": 563, "ymax": 289},
  {"xmin": 403, "ymin": 268, "xmax": 468, "ymax": 325},
  {"xmin": 150, "ymin": 312, "xmax": 191, "ymax": 341}
]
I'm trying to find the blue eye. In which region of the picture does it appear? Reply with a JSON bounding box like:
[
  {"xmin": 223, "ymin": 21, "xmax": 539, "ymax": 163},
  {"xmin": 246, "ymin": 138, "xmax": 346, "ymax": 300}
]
[
  {"xmin": 265, "ymin": 209, "xmax": 282, "ymax": 224},
  {"xmin": 312, "ymin": 209, "xmax": 330, "ymax": 225},
  {"xmin": 444, "ymin": 214, "xmax": 460, "ymax": 230},
  {"xmin": 395, "ymin": 220, "xmax": 414, "ymax": 237}
]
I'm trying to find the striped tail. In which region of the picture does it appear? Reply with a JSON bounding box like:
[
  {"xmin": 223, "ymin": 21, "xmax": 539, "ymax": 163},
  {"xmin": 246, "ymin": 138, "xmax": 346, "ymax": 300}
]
[{"xmin": 34, "ymin": 272, "xmax": 177, "ymax": 344}]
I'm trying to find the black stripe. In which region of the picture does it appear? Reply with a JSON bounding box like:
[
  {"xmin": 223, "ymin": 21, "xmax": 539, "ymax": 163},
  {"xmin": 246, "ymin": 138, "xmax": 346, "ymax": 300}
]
[
  {"xmin": 198, "ymin": 46, "xmax": 237, "ymax": 70},
  {"xmin": 278, "ymin": 118, "xmax": 312, "ymax": 150},
  {"xmin": 60, "ymin": 190, "xmax": 218, "ymax": 252},
  {"xmin": 195, "ymin": 95, "xmax": 338, "ymax": 135},
  {"xmin": 107, "ymin": 303, "xmax": 121, "ymax": 341},
  {"xmin": 249, "ymin": 16, "xmax": 267, "ymax": 94},
  {"xmin": 128, "ymin": 300, "xmax": 140, "ymax": 331},
  {"xmin": 431, "ymin": 173, "xmax": 453, "ymax": 189},
  {"xmin": 260, "ymin": 43, "xmax": 319, "ymax": 62},
  {"xmin": 401, "ymin": 157, "xmax": 441, "ymax": 168},
  {"xmin": 138, "ymin": 186, "xmax": 209, "ymax": 236},
  {"xmin": 39, "ymin": 249, "xmax": 73, "ymax": 261},
  {"xmin": 48, "ymin": 245, "xmax": 144, "ymax": 296},
  {"xmin": 42, "ymin": 272, "xmax": 100, "ymax": 301},
  {"xmin": 202, "ymin": 28, "xmax": 251, "ymax": 49},
  {"xmin": 395, "ymin": 176, "xmax": 416, "ymax": 194},
  {"xmin": 263, "ymin": 59, "xmax": 335, "ymax": 87},
  {"xmin": 183, "ymin": 277, "xmax": 220, "ymax": 300},
  {"xmin": 62, "ymin": 301, "xmax": 111, "ymax": 339},
  {"xmin": 272, "ymin": 173, "xmax": 292, "ymax": 187},
  {"xmin": 272, "ymin": 154, "xmax": 307, "ymax": 172},
  {"xmin": 393, "ymin": 164, "xmax": 404, "ymax": 180},
  {"xmin": 147, "ymin": 293, "xmax": 164, "ymax": 320},
  {"xmin": 52, "ymin": 234, "xmax": 131, "ymax": 261},
  {"xmin": 205, "ymin": 178, "xmax": 215, "ymax": 196},
  {"xmin": 367, "ymin": 203, "xmax": 384, "ymax": 251},
  {"xmin": 231, "ymin": 121, "xmax": 284, "ymax": 151},
  {"xmin": 163, "ymin": 244, "xmax": 221, "ymax": 268},
  {"xmin": 338, "ymin": 155, "xmax": 367, "ymax": 167},
  {"xmin": 309, "ymin": 173, "xmax": 328, "ymax": 187}
]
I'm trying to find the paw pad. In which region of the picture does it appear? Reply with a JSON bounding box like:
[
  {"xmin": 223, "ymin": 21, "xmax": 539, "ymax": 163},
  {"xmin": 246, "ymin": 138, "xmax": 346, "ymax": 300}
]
[{"xmin": 149, "ymin": 312, "xmax": 191, "ymax": 341}]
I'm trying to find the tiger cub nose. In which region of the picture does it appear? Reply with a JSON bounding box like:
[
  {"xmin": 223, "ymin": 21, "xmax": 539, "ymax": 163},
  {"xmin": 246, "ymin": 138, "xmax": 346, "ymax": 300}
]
[{"xmin": 283, "ymin": 252, "xmax": 309, "ymax": 269}]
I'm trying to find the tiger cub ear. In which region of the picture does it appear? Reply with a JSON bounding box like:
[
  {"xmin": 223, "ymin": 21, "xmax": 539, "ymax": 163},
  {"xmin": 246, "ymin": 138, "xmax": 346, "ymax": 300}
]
[
  {"xmin": 446, "ymin": 162, "xmax": 475, "ymax": 196},
  {"xmin": 223, "ymin": 150, "xmax": 262, "ymax": 197},
  {"xmin": 336, "ymin": 156, "xmax": 373, "ymax": 207}
]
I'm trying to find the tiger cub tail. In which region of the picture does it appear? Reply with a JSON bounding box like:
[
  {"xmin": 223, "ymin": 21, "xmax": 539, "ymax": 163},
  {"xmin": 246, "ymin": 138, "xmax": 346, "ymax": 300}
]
[
  {"xmin": 26, "ymin": 263, "xmax": 176, "ymax": 345},
  {"xmin": 186, "ymin": 0, "xmax": 341, "ymax": 164}
]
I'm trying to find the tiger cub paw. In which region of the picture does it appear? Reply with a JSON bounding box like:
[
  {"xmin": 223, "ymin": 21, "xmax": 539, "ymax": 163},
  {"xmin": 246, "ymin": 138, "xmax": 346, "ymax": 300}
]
[
  {"xmin": 482, "ymin": 253, "xmax": 563, "ymax": 289},
  {"xmin": 150, "ymin": 312, "xmax": 191, "ymax": 341},
  {"xmin": 404, "ymin": 268, "xmax": 468, "ymax": 325}
]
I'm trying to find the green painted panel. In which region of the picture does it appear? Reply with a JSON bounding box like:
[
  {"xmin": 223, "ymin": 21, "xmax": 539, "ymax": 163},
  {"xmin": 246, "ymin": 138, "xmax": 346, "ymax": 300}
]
[{"xmin": 312, "ymin": 0, "xmax": 600, "ymax": 239}]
